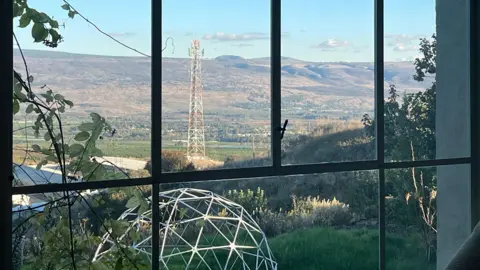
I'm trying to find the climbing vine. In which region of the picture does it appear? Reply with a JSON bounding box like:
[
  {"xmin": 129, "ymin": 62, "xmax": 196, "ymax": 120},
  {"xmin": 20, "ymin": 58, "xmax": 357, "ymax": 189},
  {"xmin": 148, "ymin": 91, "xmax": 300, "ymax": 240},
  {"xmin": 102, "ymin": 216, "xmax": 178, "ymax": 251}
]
[{"xmin": 12, "ymin": 1, "xmax": 151, "ymax": 269}]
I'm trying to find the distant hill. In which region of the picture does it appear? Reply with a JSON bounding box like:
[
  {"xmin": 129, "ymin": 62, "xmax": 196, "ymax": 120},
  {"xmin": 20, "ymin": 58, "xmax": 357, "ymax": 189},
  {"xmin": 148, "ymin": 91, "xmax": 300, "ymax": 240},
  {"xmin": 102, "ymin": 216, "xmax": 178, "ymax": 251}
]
[{"xmin": 14, "ymin": 49, "xmax": 432, "ymax": 121}]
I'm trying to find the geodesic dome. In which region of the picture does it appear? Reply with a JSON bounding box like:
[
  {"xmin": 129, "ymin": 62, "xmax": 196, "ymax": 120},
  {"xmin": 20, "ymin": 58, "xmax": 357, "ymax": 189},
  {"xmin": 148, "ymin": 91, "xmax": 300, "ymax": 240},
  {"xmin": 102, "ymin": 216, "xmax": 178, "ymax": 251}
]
[{"xmin": 93, "ymin": 188, "xmax": 277, "ymax": 269}]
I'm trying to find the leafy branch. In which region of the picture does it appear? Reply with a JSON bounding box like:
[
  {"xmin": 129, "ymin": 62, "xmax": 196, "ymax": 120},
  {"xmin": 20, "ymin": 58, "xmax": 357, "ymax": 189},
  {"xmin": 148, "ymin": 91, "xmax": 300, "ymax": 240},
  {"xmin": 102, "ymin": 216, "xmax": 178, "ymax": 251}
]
[{"xmin": 12, "ymin": 1, "xmax": 152, "ymax": 268}]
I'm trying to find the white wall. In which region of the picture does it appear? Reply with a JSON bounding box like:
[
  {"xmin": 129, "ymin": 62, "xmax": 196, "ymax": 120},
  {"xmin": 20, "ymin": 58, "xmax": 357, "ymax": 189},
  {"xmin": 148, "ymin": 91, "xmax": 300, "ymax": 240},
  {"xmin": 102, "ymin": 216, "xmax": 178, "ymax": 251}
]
[{"xmin": 436, "ymin": 0, "xmax": 471, "ymax": 269}]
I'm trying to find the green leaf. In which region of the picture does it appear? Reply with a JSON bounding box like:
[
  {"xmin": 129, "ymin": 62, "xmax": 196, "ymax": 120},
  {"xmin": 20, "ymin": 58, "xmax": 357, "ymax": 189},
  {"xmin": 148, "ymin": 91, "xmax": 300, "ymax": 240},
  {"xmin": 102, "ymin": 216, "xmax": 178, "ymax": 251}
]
[
  {"xmin": 69, "ymin": 144, "xmax": 85, "ymax": 158},
  {"xmin": 44, "ymin": 132, "xmax": 51, "ymax": 141},
  {"xmin": 91, "ymin": 199, "xmax": 99, "ymax": 208},
  {"xmin": 25, "ymin": 104, "xmax": 34, "ymax": 113},
  {"xmin": 78, "ymin": 122, "xmax": 96, "ymax": 131},
  {"xmin": 90, "ymin": 113, "xmax": 102, "ymax": 123},
  {"xmin": 125, "ymin": 196, "xmax": 139, "ymax": 208},
  {"xmin": 88, "ymin": 164, "xmax": 107, "ymax": 181},
  {"xmin": 36, "ymin": 159, "xmax": 48, "ymax": 170},
  {"xmin": 19, "ymin": 13, "xmax": 31, "ymax": 28},
  {"xmin": 64, "ymin": 99, "xmax": 74, "ymax": 107},
  {"xmin": 13, "ymin": 99, "xmax": 19, "ymax": 115},
  {"xmin": 14, "ymin": 86, "xmax": 27, "ymax": 101},
  {"xmin": 68, "ymin": 10, "xmax": 76, "ymax": 19},
  {"xmin": 31, "ymin": 22, "xmax": 48, "ymax": 42},
  {"xmin": 35, "ymin": 12, "xmax": 50, "ymax": 23},
  {"xmin": 61, "ymin": 4, "xmax": 70, "ymax": 10},
  {"xmin": 32, "ymin": 144, "xmax": 41, "ymax": 152},
  {"xmin": 13, "ymin": 4, "xmax": 24, "ymax": 17},
  {"xmin": 74, "ymin": 131, "xmax": 90, "ymax": 141},
  {"xmin": 49, "ymin": 29, "xmax": 60, "ymax": 43},
  {"xmin": 49, "ymin": 19, "xmax": 59, "ymax": 29},
  {"xmin": 40, "ymin": 93, "xmax": 53, "ymax": 103},
  {"xmin": 54, "ymin": 93, "xmax": 64, "ymax": 100},
  {"xmin": 114, "ymin": 257, "xmax": 123, "ymax": 270},
  {"xmin": 90, "ymin": 147, "xmax": 103, "ymax": 157}
]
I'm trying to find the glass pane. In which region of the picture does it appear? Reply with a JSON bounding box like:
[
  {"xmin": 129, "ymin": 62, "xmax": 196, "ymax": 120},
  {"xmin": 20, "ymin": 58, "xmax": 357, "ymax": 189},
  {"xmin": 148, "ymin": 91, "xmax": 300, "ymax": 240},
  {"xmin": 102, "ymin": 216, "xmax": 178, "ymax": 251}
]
[
  {"xmin": 383, "ymin": 0, "xmax": 468, "ymax": 162},
  {"xmin": 161, "ymin": 1, "xmax": 271, "ymax": 172},
  {"xmin": 12, "ymin": 1, "xmax": 151, "ymax": 186},
  {"xmin": 281, "ymin": 0, "xmax": 376, "ymax": 165},
  {"xmin": 386, "ymin": 164, "xmax": 471, "ymax": 269},
  {"xmin": 158, "ymin": 171, "xmax": 379, "ymax": 269},
  {"xmin": 12, "ymin": 185, "xmax": 152, "ymax": 269}
]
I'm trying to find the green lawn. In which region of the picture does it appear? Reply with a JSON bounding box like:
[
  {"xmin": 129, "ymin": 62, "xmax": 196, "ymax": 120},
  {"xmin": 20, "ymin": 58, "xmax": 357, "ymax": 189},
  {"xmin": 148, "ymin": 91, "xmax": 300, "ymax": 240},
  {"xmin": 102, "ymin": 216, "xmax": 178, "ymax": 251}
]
[
  {"xmin": 160, "ymin": 227, "xmax": 434, "ymax": 269},
  {"xmin": 270, "ymin": 227, "xmax": 434, "ymax": 270},
  {"xmin": 19, "ymin": 227, "xmax": 434, "ymax": 269}
]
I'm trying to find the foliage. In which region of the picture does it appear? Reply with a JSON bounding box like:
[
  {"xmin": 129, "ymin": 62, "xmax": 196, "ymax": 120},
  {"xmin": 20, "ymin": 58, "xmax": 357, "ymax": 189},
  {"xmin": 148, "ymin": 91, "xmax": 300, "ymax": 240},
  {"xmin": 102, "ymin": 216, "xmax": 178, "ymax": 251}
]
[
  {"xmin": 224, "ymin": 187, "xmax": 267, "ymax": 216},
  {"xmin": 253, "ymin": 195, "xmax": 353, "ymax": 237},
  {"xmin": 363, "ymin": 35, "xmax": 436, "ymax": 161},
  {"xmin": 289, "ymin": 195, "xmax": 352, "ymax": 227},
  {"xmin": 13, "ymin": 0, "xmax": 68, "ymax": 47},
  {"xmin": 11, "ymin": 1, "xmax": 440, "ymax": 267},
  {"xmin": 362, "ymin": 34, "xmax": 438, "ymax": 261},
  {"xmin": 145, "ymin": 150, "xmax": 195, "ymax": 173},
  {"xmin": 11, "ymin": 2, "xmax": 137, "ymax": 268}
]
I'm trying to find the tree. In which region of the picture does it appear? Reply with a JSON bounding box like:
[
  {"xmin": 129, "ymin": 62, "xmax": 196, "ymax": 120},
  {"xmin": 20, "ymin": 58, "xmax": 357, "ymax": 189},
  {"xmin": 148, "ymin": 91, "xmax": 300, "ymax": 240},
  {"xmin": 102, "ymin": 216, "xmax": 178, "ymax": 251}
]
[{"xmin": 362, "ymin": 34, "xmax": 437, "ymax": 261}]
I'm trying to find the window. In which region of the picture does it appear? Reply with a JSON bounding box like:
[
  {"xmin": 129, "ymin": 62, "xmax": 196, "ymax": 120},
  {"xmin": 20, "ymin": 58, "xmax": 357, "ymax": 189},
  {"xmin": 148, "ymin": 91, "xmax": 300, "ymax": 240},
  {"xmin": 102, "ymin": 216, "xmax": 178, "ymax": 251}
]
[{"xmin": 3, "ymin": 0, "xmax": 478, "ymax": 269}]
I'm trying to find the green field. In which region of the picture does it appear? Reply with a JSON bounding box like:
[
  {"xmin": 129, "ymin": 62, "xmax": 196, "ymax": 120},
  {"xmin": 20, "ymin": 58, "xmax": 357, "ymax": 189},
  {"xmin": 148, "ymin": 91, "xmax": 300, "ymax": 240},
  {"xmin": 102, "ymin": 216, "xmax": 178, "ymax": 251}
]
[
  {"xmin": 13, "ymin": 139, "xmax": 266, "ymax": 164},
  {"xmin": 270, "ymin": 227, "xmax": 434, "ymax": 270},
  {"xmin": 166, "ymin": 227, "xmax": 434, "ymax": 269}
]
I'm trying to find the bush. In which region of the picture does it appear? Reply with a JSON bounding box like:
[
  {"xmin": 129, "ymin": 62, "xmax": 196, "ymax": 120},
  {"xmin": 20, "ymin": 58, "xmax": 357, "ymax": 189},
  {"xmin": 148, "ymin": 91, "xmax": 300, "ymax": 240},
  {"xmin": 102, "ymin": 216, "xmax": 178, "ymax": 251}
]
[
  {"xmin": 290, "ymin": 196, "xmax": 353, "ymax": 227},
  {"xmin": 255, "ymin": 209, "xmax": 293, "ymax": 237},
  {"xmin": 255, "ymin": 196, "xmax": 353, "ymax": 237},
  {"xmin": 224, "ymin": 187, "xmax": 267, "ymax": 216},
  {"xmin": 145, "ymin": 150, "xmax": 195, "ymax": 173}
]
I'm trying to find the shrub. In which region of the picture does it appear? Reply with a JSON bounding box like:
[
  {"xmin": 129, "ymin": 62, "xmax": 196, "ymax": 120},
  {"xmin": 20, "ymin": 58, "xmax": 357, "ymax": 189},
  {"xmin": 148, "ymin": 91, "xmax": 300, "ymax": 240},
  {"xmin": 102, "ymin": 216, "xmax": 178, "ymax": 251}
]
[
  {"xmin": 255, "ymin": 196, "xmax": 353, "ymax": 237},
  {"xmin": 145, "ymin": 150, "xmax": 195, "ymax": 173},
  {"xmin": 224, "ymin": 187, "xmax": 267, "ymax": 216},
  {"xmin": 290, "ymin": 196, "xmax": 353, "ymax": 227}
]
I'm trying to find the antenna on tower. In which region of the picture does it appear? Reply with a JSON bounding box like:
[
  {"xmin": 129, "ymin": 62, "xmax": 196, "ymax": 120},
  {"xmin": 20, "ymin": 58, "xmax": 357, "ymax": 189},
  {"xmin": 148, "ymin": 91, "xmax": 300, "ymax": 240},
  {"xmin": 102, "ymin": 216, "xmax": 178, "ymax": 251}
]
[{"xmin": 187, "ymin": 40, "xmax": 206, "ymax": 159}]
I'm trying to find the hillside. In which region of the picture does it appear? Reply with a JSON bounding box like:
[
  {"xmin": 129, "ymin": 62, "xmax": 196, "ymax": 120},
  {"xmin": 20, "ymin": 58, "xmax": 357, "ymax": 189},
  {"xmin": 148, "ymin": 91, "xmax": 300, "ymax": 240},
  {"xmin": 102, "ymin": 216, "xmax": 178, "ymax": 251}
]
[{"xmin": 14, "ymin": 49, "xmax": 432, "ymax": 121}]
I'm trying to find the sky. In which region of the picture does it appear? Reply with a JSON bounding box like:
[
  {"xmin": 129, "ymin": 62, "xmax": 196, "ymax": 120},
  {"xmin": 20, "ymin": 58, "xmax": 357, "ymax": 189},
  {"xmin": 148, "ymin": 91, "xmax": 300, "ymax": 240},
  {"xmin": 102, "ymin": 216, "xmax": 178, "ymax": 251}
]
[{"xmin": 14, "ymin": 0, "xmax": 435, "ymax": 62}]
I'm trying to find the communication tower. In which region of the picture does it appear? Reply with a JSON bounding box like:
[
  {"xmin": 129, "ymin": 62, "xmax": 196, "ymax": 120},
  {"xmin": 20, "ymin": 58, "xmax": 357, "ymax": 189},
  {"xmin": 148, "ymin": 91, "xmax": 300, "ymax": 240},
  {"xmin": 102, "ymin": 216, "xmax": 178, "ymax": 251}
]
[{"xmin": 187, "ymin": 40, "xmax": 206, "ymax": 158}]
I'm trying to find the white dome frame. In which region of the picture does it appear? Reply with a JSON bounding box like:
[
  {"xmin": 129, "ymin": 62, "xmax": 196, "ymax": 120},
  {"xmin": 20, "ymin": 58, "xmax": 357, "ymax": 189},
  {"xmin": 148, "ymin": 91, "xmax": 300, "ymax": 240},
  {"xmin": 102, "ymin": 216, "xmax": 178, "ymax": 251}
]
[{"xmin": 92, "ymin": 188, "xmax": 277, "ymax": 269}]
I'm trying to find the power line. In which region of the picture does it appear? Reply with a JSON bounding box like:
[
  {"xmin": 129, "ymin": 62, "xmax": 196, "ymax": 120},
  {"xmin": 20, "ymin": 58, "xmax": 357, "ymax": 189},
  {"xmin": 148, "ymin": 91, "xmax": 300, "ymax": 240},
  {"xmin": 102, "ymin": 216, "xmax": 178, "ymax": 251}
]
[{"xmin": 62, "ymin": 0, "xmax": 175, "ymax": 57}]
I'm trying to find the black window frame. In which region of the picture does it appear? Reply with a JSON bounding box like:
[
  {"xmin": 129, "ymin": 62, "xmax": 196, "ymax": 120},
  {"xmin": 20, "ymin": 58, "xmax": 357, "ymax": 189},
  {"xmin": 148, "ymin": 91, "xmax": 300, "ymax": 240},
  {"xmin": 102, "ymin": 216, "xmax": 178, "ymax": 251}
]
[{"xmin": 1, "ymin": 0, "xmax": 478, "ymax": 269}]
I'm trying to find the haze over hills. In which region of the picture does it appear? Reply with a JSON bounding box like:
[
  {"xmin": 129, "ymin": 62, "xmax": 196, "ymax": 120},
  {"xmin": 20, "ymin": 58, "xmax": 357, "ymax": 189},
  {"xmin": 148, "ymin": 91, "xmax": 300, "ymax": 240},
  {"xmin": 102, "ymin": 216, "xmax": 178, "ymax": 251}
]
[{"xmin": 14, "ymin": 49, "xmax": 432, "ymax": 121}]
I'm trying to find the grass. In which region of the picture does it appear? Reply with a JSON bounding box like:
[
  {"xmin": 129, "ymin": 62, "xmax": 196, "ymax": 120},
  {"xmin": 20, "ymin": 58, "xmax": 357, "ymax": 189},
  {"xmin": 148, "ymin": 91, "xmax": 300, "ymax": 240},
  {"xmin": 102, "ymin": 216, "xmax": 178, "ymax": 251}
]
[
  {"xmin": 160, "ymin": 227, "xmax": 434, "ymax": 269},
  {"xmin": 269, "ymin": 227, "xmax": 434, "ymax": 270},
  {"xmin": 12, "ymin": 139, "xmax": 264, "ymax": 168}
]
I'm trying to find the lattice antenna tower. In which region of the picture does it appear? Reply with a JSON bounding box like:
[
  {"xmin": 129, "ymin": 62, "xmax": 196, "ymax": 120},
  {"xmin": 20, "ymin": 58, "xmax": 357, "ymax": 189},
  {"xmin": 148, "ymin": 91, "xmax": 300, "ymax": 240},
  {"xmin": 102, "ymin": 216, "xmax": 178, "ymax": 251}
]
[{"xmin": 187, "ymin": 40, "xmax": 206, "ymax": 158}]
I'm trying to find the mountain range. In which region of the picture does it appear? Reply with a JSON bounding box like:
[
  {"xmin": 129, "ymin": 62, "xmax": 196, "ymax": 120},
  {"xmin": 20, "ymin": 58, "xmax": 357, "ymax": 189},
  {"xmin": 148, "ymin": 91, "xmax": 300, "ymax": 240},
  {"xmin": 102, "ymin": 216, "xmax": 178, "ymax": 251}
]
[{"xmin": 13, "ymin": 49, "xmax": 433, "ymax": 121}]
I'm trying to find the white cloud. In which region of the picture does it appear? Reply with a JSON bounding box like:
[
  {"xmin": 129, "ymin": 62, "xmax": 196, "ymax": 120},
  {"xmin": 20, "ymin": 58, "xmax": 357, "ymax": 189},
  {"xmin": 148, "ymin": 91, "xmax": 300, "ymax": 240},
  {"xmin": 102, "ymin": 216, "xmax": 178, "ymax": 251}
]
[
  {"xmin": 202, "ymin": 32, "xmax": 269, "ymax": 42},
  {"xmin": 231, "ymin": 43, "xmax": 254, "ymax": 47},
  {"xmin": 202, "ymin": 31, "xmax": 289, "ymax": 42},
  {"xmin": 311, "ymin": 39, "xmax": 350, "ymax": 51},
  {"xmin": 385, "ymin": 34, "xmax": 427, "ymax": 52}
]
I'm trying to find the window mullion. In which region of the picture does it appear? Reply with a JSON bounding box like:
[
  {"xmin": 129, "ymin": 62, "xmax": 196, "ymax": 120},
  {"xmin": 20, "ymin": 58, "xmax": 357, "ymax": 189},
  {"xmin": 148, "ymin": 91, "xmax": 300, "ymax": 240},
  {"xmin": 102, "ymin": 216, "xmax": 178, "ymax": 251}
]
[
  {"xmin": 2, "ymin": 0, "xmax": 13, "ymax": 268},
  {"xmin": 374, "ymin": 0, "xmax": 385, "ymax": 269},
  {"xmin": 151, "ymin": 0, "xmax": 162, "ymax": 268},
  {"xmin": 271, "ymin": 0, "xmax": 282, "ymax": 169},
  {"xmin": 470, "ymin": 0, "xmax": 480, "ymax": 229}
]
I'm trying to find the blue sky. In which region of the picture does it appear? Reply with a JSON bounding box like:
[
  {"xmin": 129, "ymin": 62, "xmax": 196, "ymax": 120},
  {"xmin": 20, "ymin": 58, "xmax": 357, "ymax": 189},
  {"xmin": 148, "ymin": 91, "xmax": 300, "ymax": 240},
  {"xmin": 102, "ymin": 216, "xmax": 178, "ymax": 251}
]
[{"xmin": 14, "ymin": 0, "xmax": 435, "ymax": 62}]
